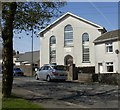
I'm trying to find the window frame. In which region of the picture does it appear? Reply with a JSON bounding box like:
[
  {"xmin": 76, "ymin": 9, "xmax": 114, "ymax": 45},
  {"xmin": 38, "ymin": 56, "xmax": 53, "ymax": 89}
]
[
  {"xmin": 82, "ymin": 33, "xmax": 90, "ymax": 63},
  {"xmin": 64, "ymin": 25, "xmax": 73, "ymax": 47},
  {"xmin": 49, "ymin": 36, "xmax": 56, "ymax": 64},
  {"xmin": 105, "ymin": 42, "xmax": 113, "ymax": 53},
  {"xmin": 50, "ymin": 36, "xmax": 56, "ymax": 45},
  {"xmin": 106, "ymin": 62, "xmax": 114, "ymax": 72}
]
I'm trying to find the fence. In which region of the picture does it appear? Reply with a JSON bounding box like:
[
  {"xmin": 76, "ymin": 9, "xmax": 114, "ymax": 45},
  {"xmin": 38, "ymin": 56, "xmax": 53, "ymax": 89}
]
[
  {"xmin": 98, "ymin": 73, "xmax": 119, "ymax": 85},
  {"xmin": 17, "ymin": 63, "xmax": 119, "ymax": 84},
  {"xmin": 16, "ymin": 65, "xmax": 36, "ymax": 76},
  {"xmin": 67, "ymin": 64, "xmax": 119, "ymax": 84}
]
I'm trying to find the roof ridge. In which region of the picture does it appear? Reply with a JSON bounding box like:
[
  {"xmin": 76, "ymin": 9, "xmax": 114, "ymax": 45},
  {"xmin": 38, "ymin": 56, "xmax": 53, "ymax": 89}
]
[
  {"xmin": 39, "ymin": 12, "xmax": 105, "ymax": 37},
  {"xmin": 94, "ymin": 29, "xmax": 119, "ymax": 43}
]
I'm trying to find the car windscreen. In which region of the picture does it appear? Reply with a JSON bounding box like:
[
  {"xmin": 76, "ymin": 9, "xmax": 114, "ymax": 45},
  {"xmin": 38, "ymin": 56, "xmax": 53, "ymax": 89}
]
[{"xmin": 52, "ymin": 66, "xmax": 66, "ymax": 71}]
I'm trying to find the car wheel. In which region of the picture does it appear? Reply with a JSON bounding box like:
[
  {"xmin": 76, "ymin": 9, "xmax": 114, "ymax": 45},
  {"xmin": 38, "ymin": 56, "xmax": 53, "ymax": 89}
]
[
  {"xmin": 35, "ymin": 74, "xmax": 39, "ymax": 80},
  {"xmin": 46, "ymin": 75, "xmax": 51, "ymax": 82}
]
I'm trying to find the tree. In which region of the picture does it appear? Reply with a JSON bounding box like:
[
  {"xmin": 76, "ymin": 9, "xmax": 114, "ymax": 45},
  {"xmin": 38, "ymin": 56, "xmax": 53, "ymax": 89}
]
[{"xmin": 1, "ymin": 2, "xmax": 66, "ymax": 97}]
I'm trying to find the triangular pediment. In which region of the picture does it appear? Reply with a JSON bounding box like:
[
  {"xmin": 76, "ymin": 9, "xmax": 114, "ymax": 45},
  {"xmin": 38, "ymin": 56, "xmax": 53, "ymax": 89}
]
[{"xmin": 39, "ymin": 12, "xmax": 105, "ymax": 37}]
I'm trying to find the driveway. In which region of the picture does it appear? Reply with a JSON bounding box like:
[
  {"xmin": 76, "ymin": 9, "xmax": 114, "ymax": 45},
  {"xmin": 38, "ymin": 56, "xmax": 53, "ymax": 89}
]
[{"xmin": 12, "ymin": 76, "xmax": 119, "ymax": 108}]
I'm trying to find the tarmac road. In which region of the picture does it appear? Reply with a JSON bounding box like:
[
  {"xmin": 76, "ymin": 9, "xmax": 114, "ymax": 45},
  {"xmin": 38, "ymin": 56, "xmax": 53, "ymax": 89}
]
[{"xmin": 12, "ymin": 76, "xmax": 119, "ymax": 109}]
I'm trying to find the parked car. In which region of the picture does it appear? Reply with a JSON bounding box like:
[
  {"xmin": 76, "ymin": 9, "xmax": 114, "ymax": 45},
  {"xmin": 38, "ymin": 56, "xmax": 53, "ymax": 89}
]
[
  {"xmin": 35, "ymin": 64, "xmax": 68, "ymax": 81},
  {"xmin": 13, "ymin": 67, "xmax": 24, "ymax": 76}
]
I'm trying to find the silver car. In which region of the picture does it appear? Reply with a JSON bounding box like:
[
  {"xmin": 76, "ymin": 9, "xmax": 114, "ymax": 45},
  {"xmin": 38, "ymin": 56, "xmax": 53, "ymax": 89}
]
[{"xmin": 35, "ymin": 64, "xmax": 68, "ymax": 81}]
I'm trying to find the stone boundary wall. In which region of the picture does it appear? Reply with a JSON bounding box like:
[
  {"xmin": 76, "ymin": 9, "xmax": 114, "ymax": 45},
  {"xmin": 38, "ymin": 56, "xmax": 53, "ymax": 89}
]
[
  {"xmin": 15, "ymin": 65, "xmax": 36, "ymax": 76},
  {"xmin": 99, "ymin": 73, "xmax": 119, "ymax": 85},
  {"xmin": 77, "ymin": 73, "xmax": 119, "ymax": 85},
  {"xmin": 77, "ymin": 66, "xmax": 95, "ymax": 73},
  {"xmin": 92, "ymin": 73, "xmax": 120, "ymax": 85},
  {"xmin": 78, "ymin": 73, "xmax": 93, "ymax": 83}
]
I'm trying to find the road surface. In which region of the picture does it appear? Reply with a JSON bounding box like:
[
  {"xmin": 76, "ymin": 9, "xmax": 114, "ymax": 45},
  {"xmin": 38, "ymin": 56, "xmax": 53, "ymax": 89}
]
[{"xmin": 12, "ymin": 76, "xmax": 119, "ymax": 109}]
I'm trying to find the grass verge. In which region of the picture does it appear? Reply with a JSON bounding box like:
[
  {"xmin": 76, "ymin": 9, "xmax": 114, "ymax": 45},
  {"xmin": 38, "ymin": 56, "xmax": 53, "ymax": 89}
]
[{"xmin": 2, "ymin": 95, "xmax": 44, "ymax": 110}]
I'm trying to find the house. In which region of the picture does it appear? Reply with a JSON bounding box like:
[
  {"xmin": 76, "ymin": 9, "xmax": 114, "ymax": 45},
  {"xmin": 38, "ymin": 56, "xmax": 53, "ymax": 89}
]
[
  {"xmin": 94, "ymin": 29, "xmax": 120, "ymax": 74},
  {"xmin": 14, "ymin": 51, "xmax": 40, "ymax": 76},
  {"xmin": 14, "ymin": 51, "xmax": 40, "ymax": 66},
  {"xmin": 13, "ymin": 53, "xmax": 23, "ymax": 66},
  {"xmin": 39, "ymin": 12, "xmax": 106, "ymax": 72}
]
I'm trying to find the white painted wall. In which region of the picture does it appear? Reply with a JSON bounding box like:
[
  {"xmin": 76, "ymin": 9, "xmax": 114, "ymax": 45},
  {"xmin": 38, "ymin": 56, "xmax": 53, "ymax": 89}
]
[
  {"xmin": 40, "ymin": 15, "xmax": 103, "ymax": 67},
  {"xmin": 95, "ymin": 41, "xmax": 119, "ymax": 73},
  {"xmin": 118, "ymin": 41, "xmax": 120, "ymax": 73}
]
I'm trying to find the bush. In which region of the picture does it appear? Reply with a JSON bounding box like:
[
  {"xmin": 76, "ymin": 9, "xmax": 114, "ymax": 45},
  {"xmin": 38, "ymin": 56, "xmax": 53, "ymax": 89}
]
[
  {"xmin": 92, "ymin": 74, "xmax": 98, "ymax": 82},
  {"xmin": 99, "ymin": 73, "xmax": 119, "ymax": 85}
]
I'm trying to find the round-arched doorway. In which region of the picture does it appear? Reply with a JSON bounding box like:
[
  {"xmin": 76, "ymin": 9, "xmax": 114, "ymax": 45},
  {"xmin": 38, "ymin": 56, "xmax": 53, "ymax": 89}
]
[{"xmin": 64, "ymin": 55, "xmax": 73, "ymax": 66}]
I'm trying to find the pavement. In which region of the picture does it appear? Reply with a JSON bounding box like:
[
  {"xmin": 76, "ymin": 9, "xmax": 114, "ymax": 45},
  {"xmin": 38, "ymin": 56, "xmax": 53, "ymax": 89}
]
[
  {"xmin": 12, "ymin": 86, "xmax": 89, "ymax": 108},
  {"xmin": 12, "ymin": 77, "xmax": 119, "ymax": 109},
  {"xmin": 0, "ymin": 74, "xmax": 119, "ymax": 109}
]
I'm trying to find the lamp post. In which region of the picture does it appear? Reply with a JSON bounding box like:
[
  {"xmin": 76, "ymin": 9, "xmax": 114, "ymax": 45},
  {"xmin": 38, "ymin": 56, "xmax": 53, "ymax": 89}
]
[
  {"xmin": 31, "ymin": 27, "xmax": 34, "ymax": 76},
  {"xmin": 30, "ymin": 11, "xmax": 34, "ymax": 76}
]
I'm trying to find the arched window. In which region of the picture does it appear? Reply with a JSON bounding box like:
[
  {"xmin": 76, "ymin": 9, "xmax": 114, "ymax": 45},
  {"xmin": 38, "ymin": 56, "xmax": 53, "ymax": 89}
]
[
  {"xmin": 50, "ymin": 36, "xmax": 56, "ymax": 45},
  {"xmin": 82, "ymin": 33, "xmax": 90, "ymax": 62},
  {"xmin": 64, "ymin": 25, "xmax": 73, "ymax": 46},
  {"xmin": 50, "ymin": 36, "xmax": 56, "ymax": 64},
  {"xmin": 82, "ymin": 33, "xmax": 89, "ymax": 42}
]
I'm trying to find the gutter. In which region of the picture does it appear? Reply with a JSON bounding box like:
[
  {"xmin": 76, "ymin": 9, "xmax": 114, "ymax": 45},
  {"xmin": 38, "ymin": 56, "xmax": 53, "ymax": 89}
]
[{"xmin": 94, "ymin": 37, "xmax": 118, "ymax": 44}]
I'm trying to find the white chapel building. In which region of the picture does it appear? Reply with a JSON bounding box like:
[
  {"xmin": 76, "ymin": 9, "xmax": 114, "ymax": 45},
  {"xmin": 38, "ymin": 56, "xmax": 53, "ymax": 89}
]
[{"xmin": 39, "ymin": 12, "xmax": 106, "ymax": 71}]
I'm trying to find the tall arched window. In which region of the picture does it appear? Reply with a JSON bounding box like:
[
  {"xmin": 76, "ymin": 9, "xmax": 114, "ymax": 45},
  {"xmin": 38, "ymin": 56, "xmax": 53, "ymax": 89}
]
[
  {"xmin": 82, "ymin": 33, "xmax": 90, "ymax": 62},
  {"xmin": 50, "ymin": 36, "xmax": 56, "ymax": 64},
  {"xmin": 64, "ymin": 25, "xmax": 73, "ymax": 46},
  {"xmin": 50, "ymin": 36, "xmax": 56, "ymax": 45}
]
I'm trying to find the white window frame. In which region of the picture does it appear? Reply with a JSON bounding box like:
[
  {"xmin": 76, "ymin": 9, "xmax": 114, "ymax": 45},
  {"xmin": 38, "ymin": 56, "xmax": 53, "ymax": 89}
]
[
  {"xmin": 50, "ymin": 36, "xmax": 56, "ymax": 64},
  {"xmin": 106, "ymin": 62, "xmax": 114, "ymax": 72},
  {"xmin": 105, "ymin": 42, "xmax": 113, "ymax": 53},
  {"xmin": 82, "ymin": 33, "xmax": 90, "ymax": 63},
  {"xmin": 64, "ymin": 25, "xmax": 73, "ymax": 47}
]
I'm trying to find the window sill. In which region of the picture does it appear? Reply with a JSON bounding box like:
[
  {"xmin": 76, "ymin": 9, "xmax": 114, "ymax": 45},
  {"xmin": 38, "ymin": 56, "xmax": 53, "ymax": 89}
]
[
  {"xmin": 64, "ymin": 45, "xmax": 74, "ymax": 47},
  {"xmin": 106, "ymin": 52, "xmax": 113, "ymax": 54},
  {"xmin": 82, "ymin": 61, "xmax": 91, "ymax": 63},
  {"xmin": 106, "ymin": 72, "xmax": 114, "ymax": 73}
]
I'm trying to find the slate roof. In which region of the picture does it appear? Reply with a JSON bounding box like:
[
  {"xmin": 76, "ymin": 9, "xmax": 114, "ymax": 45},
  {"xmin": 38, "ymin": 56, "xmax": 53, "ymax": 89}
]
[
  {"xmin": 39, "ymin": 12, "xmax": 106, "ymax": 37},
  {"xmin": 14, "ymin": 53, "xmax": 23, "ymax": 58},
  {"xmin": 94, "ymin": 29, "xmax": 120, "ymax": 43},
  {"xmin": 16, "ymin": 51, "xmax": 40, "ymax": 64}
]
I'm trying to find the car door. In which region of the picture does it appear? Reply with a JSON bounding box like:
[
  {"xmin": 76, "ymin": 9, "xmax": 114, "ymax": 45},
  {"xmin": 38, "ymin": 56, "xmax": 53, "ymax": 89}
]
[
  {"xmin": 42, "ymin": 66, "xmax": 50, "ymax": 80},
  {"xmin": 38, "ymin": 66, "xmax": 44, "ymax": 79}
]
